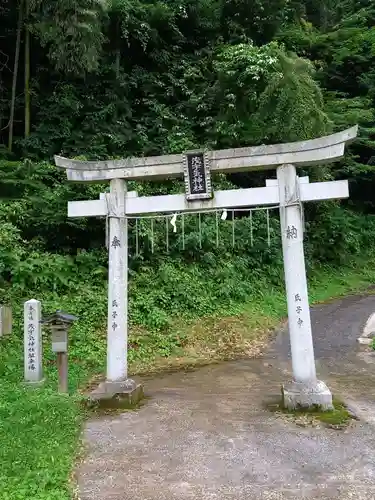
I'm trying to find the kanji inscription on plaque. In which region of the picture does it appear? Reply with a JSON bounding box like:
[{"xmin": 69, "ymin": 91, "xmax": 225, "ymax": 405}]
[{"xmin": 184, "ymin": 151, "xmax": 212, "ymax": 201}]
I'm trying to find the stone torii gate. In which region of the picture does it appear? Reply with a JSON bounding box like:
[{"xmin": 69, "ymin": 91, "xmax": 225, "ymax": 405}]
[{"xmin": 55, "ymin": 125, "xmax": 358, "ymax": 409}]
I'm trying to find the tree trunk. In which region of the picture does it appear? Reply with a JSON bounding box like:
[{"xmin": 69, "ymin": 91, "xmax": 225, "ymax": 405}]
[
  {"xmin": 115, "ymin": 19, "xmax": 120, "ymax": 79},
  {"xmin": 8, "ymin": 0, "xmax": 24, "ymax": 152},
  {"xmin": 115, "ymin": 48, "xmax": 120, "ymax": 79},
  {"xmin": 24, "ymin": 0, "xmax": 30, "ymax": 138}
]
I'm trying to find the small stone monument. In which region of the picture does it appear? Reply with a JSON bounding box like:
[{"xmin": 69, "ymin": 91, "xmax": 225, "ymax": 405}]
[
  {"xmin": 0, "ymin": 305, "xmax": 12, "ymax": 336},
  {"xmin": 24, "ymin": 299, "xmax": 43, "ymax": 383}
]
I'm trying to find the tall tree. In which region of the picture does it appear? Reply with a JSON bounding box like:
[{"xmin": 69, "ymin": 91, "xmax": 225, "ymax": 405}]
[
  {"xmin": 8, "ymin": 0, "xmax": 24, "ymax": 151},
  {"xmin": 32, "ymin": 0, "xmax": 108, "ymax": 76},
  {"xmin": 25, "ymin": 0, "xmax": 30, "ymax": 138}
]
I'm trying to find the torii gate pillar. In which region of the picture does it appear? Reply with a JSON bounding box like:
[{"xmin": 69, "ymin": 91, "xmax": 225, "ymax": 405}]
[
  {"xmin": 89, "ymin": 178, "xmax": 143, "ymax": 407},
  {"xmin": 278, "ymin": 164, "xmax": 332, "ymax": 409}
]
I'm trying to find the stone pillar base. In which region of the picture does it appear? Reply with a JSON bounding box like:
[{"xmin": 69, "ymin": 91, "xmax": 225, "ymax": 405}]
[
  {"xmin": 24, "ymin": 378, "xmax": 45, "ymax": 387},
  {"xmin": 282, "ymin": 379, "xmax": 333, "ymax": 411},
  {"xmin": 89, "ymin": 378, "xmax": 144, "ymax": 409}
]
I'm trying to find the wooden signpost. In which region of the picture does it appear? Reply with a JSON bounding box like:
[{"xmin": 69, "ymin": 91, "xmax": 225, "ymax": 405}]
[
  {"xmin": 55, "ymin": 125, "xmax": 358, "ymax": 409},
  {"xmin": 41, "ymin": 310, "xmax": 78, "ymax": 394}
]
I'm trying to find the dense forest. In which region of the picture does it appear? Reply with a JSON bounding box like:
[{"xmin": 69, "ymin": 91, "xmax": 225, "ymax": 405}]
[{"xmin": 0, "ymin": 0, "xmax": 375, "ymax": 337}]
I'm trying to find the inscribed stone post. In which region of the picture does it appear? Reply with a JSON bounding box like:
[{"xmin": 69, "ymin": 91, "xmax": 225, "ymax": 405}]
[
  {"xmin": 0, "ymin": 306, "xmax": 12, "ymax": 336},
  {"xmin": 24, "ymin": 299, "xmax": 43, "ymax": 383},
  {"xmin": 106, "ymin": 178, "xmax": 128, "ymax": 382},
  {"xmin": 277, "ymin": 164, "xmax": 333, "ymax": 409}
]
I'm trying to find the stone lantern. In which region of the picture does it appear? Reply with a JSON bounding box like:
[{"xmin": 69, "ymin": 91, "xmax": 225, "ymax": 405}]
[{"xmin": 41, "ymin": 310, "xmax": 78, "ymax": 393}]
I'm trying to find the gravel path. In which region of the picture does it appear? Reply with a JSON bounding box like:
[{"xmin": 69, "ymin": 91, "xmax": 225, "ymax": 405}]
[{"xmin": 78, "ymin": 293, "xmax": 375, "ymax": 500}]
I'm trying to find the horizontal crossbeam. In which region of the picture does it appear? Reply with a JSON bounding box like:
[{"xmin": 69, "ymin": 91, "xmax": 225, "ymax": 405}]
[
  {"xmin": 266, "ymin": 176, "xmax": 309, "ymax": 186},
  {"xmin": 68, "ymin": 179, "xmax": 349, "ymax": 218},
  {"xmin": 55, "ymin": 126, "xmax": 358, "ymax": 182}
]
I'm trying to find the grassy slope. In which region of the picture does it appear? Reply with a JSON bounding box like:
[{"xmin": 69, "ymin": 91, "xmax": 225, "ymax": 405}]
[{"xmin": 1, "ymin": 259, "xmax": 375, "ymax": 499}]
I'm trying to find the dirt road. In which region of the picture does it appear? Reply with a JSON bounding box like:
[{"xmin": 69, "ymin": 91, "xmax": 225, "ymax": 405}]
[{"xmin": 78, "ymin": 293, "xmax": 375, "ymax": 500}]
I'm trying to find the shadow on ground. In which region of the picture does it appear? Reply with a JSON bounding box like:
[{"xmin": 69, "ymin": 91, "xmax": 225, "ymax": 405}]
[{"xmin": 78, "ymin": 294, "xmax": 375, "ymax": 500}]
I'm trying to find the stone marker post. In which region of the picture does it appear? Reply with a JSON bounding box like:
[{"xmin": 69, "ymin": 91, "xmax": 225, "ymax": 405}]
[
  {"xmin": 0, "ymin": 306, "xmax": 12, "ymax": 336},
  {"xmin": 277, "ymin": 164, "xmax": 333, "ymax": 410},
  {"xmin": 106, "ymin": 178, "xmax": 128, "ymax": 382},
  {"xmin": 87, "ymin": 178, "xmax": 143, "ymax": 407},
  {"xmin": 24, "ymin": 299, "xmax": 43, "ymax": 383}
]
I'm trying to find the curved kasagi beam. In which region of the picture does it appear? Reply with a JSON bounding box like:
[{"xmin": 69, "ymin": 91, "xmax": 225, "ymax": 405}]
[{"xmin": 54, "ymin": 125, "xmax": 358, "ymax": 182}]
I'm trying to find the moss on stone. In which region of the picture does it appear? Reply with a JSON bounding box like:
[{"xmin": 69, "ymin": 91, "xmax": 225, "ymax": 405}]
[{"xmin": 267, "ymin": 396, "xmax": 354, "ymax": 429}]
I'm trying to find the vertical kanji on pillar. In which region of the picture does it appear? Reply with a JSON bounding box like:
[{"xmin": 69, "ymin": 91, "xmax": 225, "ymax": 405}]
[
  {"xmin": 277, "ymin": 164, "xmax": 333, "ymax": 410},
  {"xmin": 106, "ymin": 178, "xmax": 128, "ymax": 382}
]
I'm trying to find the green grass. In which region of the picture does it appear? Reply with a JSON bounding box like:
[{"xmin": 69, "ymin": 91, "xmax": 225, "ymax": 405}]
[
  {"xmin": 133, "ymin": 258, "xmax": 375, "ymax": 374},
  {"xmin": 1, "ymin": 257, "xmax": 375, "ymax": 499},
  {"xmin": 0, "ymin": 382, "xmax": 84, "ymax": 500},
  {"xmin": 316, "ymin": 400, "xmax": 351, "ymax": 427}
]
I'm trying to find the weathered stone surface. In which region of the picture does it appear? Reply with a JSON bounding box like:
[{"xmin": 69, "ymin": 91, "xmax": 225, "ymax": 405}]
[
  {"xmin": 24, "ymin": 299, "xmax": 43, "ymax": 384},
  {"xmin": 55, "ymin": 125, "xmax": 358, "ymax": 181},
  {"xmin": 278, "ymin": 164, "xmax": 319, "ymax": 387},
  {"xmin": 0, "ymin": 306, "xmax": 12, "ymax": 336},
  {"xmin": 282, "ymin": 379, "xmax": 333, "ymax": 411},
  {"xmin": 357, "ymin": 337, "xmax": 373, "ymax": 345},
  {"xmin": 107, "ymin": 178, "xmax": 128, "ymax": 382},
  {"xmin": 362, "ymin": 311, "xmax": 375, "ymax": 338},
  {"xmin": 89, "ymin": 379, "xmax": 144, "ymax": 409},
  {"xmin": 68, "ymin": 179, "xmax": 349, "ymax": 219}
]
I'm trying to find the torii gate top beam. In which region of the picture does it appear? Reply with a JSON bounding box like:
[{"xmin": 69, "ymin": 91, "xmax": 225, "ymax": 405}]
[{"xmin": 55, "ymin": 126, "xmax": 358, "ymax": 182}]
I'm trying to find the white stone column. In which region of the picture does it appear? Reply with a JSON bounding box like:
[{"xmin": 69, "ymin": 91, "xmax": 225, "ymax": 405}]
[
  {"xmin": 277, "ymin": 164, "xmax": 332, "ymax": 409},
  {"xmin": 24, "ymin": 299, "xmax": 43, "ymax": 383},
  {"xmin": 106, "ymin": 178, "xmax": 128, "ymax": 382}
]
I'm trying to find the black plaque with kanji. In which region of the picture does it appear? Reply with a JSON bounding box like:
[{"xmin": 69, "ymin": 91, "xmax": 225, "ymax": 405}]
[{"xmin": 184, "ymin": 151, "xmax": 212, "ymax": 201}]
